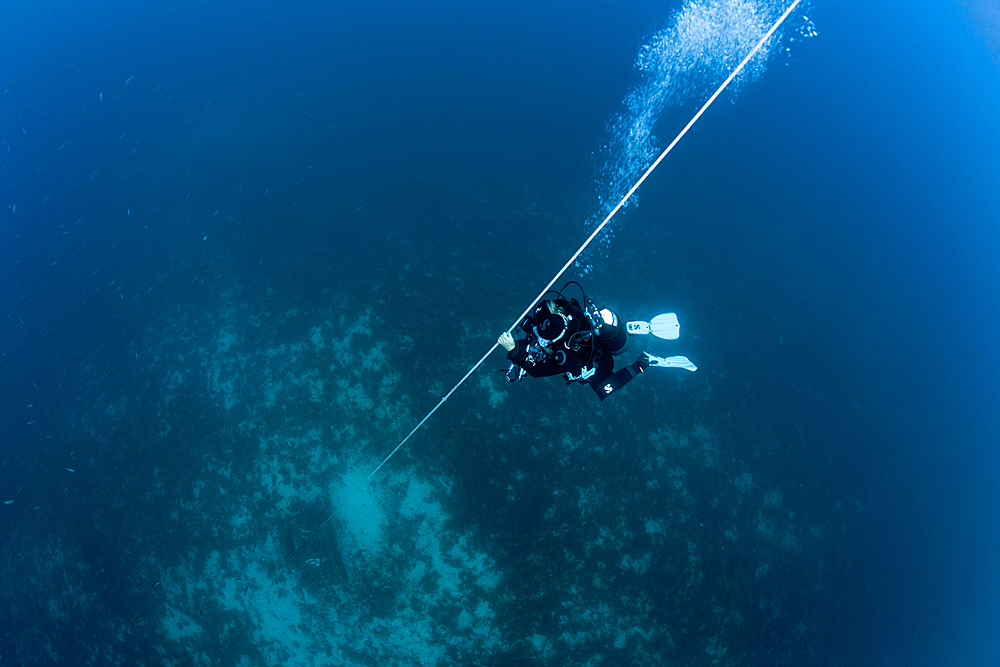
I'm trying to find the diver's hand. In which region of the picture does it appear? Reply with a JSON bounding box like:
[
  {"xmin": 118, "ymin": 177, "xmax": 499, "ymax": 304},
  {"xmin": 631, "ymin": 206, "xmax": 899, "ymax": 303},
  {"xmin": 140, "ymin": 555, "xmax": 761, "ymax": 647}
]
[{"xmin": 498, "ymin": 332, "xmax": 515, "ymax": 352}]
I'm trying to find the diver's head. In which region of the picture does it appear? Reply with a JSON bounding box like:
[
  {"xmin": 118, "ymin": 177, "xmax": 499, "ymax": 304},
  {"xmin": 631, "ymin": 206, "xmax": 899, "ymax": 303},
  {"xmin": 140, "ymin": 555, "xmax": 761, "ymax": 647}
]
[{"xmin": 534, "ymin": 312, "xmax": 568, "ymax": 346}]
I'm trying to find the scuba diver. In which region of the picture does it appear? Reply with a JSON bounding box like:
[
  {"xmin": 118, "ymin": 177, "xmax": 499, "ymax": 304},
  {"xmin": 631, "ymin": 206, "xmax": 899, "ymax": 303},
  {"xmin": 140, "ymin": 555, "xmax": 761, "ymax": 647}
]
[{"xmin": 498, "ymin": 281, "xmax": 696, "ymax": 401}]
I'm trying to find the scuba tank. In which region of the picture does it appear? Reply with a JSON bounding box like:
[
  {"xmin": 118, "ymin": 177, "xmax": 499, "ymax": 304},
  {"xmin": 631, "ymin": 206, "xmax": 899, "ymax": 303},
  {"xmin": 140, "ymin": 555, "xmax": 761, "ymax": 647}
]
[{"xmin": 583, "ymin": 301, "xmax": 628, "ymax": 356}]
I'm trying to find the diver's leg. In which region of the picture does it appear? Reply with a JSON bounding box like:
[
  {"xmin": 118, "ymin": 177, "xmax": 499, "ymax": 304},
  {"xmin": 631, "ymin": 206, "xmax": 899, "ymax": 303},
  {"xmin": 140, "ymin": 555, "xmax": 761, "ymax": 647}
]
[{"xmin": 588, "ymin": 356, "xmax": 648, "ymax": 401}]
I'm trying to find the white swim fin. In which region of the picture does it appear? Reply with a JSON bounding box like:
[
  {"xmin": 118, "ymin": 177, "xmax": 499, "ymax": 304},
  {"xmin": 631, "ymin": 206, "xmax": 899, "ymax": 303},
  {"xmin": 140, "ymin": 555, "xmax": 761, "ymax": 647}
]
[
  {"xmin": 626, "ymin": 313, "xmax": 680, "ymax": 340},
  {"xmin": 644, "ymin": 353, "xmax": 697, "ymax": 372}
]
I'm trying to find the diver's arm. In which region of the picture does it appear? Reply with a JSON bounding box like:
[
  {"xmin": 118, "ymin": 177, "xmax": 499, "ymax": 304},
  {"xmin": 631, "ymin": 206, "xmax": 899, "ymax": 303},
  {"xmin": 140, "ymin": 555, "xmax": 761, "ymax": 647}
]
[
  {"xmin": 507, "ymin": 343, "xmax": 547, "ymax": 377},
  {"xmin": 499, "ymin": 333, "xmax": 550, "ymax": 378}
]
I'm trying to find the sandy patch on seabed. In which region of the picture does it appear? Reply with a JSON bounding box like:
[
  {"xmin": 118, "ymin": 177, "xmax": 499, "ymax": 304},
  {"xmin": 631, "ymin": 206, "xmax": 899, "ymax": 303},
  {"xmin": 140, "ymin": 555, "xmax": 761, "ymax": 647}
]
[{"xmin": 136, "ymin": 286, "xmax": 509, "ymax": 665}]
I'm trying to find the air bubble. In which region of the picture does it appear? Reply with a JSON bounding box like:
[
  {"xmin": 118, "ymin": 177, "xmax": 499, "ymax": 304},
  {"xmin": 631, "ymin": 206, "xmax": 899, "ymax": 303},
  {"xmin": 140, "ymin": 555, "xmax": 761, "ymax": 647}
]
[{"xmin": 580, "ymin": 0, "xmax": 809, "ymax": 268}]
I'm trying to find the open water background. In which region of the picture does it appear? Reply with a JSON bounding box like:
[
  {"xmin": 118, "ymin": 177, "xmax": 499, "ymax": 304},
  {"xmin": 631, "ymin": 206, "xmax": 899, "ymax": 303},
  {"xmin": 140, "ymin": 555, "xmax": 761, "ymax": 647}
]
[{"xmin": 2, "ymin": 1, "xmax": 998, "ymax": 665}]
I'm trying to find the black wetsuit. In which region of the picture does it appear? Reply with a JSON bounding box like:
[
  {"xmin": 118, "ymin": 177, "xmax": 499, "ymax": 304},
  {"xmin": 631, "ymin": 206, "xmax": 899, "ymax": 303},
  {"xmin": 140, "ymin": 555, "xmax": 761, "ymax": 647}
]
[{"xmin": 506, "ymin": 298, "xmax": 648, "ymax": 401}]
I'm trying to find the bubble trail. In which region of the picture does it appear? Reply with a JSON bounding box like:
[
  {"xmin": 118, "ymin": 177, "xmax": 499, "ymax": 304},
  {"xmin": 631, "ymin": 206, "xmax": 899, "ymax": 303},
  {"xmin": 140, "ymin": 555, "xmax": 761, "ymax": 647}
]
[{"xmin": 579, "ymin": 0, "xmax": 812, "ymax": 271}]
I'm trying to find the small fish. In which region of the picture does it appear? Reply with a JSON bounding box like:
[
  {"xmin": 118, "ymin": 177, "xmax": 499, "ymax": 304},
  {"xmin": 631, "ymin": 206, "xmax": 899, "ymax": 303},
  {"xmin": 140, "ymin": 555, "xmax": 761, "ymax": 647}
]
[
  {"xmin": 2, "ymin": 500, "xmax": 12, "ymax": 505},
  {"xmin": 3, "ymin": 83, "xmax": 13, "ymax": 94},
  {"xmin": 99, "ymin": 92, "xmax": 102, "ymax": 100},
  {"xmin": 58, "ymin": 141, "xmax": 68, "ymax": 150},
  {"xmin": 65, "ymin": 468, "xmax": 75, "ymax": 472}
]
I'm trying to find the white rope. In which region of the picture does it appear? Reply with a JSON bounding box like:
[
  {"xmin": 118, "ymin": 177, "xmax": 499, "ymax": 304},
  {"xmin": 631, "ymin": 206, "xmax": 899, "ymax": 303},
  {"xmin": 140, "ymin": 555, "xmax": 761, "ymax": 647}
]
[{"xmin": 365, "ymin": 0, "xmax": 802, "ymax": 482}]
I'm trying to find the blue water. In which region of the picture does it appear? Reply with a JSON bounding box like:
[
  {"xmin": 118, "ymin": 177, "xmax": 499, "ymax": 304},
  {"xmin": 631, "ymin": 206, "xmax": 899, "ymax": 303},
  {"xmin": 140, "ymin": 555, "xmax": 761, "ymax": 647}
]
[{"xmin": 2, "ymin": 1, "xmax": 998, "ymax": 665}]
